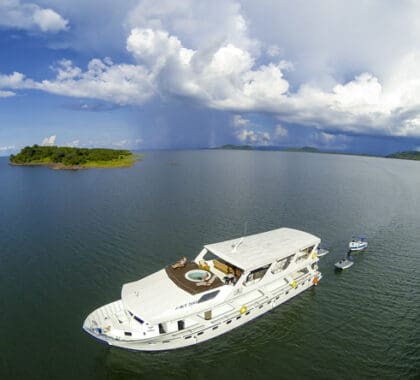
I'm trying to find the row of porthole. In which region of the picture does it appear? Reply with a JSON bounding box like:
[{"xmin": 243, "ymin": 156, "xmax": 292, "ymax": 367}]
[
  {"xmin": 183, "ymin": 308, "xmax": 255, "ymax": 340},
  {"xmin": 181, "ymin": 282, "xmax": 313, "ymax": 342},
  {"xmin": 271, "ymin": 280, "xmax": 311, "ymax": 303},
  {"xmin": 290, "ymin": 278, "xmax": 313, "ymax": 291}
]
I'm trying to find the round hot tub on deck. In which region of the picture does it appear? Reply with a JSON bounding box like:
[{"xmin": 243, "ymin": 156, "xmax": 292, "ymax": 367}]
[{"xmin": 185, "ymin": 269, "xmax": 211, "ymax": 282}]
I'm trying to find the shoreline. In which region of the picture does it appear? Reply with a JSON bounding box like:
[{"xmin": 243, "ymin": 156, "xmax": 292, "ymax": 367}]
[{"xmin": 9, "ymin": 154, "xmax": 142, "ymax": 170}]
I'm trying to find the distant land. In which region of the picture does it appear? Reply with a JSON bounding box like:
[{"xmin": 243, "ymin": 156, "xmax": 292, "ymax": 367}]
[
  {"xmin": 218, "ymin": 145, "xmax": 420, "ymax": 161},
  {"xmin": 218, "ymin": 144, "xmax": 322, "ymax": 152},
  {"xmin": 386, "ymin": 151, "xmax": 420, "ymax": 160},
  {"xmin": 9, "ymin": 145, "xmax": 142, "ymax": 169},
  {"xmin": 219, "ymin": 144, "xmax": 253, "ymax": 150}
]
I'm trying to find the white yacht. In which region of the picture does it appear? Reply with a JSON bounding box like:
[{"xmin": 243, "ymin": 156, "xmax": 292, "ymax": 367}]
[{"xmin": 83, "ymin": 228, "xmax": 323, "ymax": 351}]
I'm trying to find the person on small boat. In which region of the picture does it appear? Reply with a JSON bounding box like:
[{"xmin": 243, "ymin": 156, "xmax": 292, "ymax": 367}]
[{"xmin": 171, "ymin": 256, "xmax": 187, "ymax": 269}]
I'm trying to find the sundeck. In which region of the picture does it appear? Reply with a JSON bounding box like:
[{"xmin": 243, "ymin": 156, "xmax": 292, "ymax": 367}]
[{"xmin": 83, "ymin": 227, "xmax": 323, "ymax": 351}]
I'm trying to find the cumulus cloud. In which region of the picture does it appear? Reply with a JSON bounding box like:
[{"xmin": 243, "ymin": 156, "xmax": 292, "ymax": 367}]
[
  {"xmin": 236, "ymin": 129, "xmax": 271, "ymax": 146},
  {"xmin": 308, "ymin": 131, "xmax": 350, "ymax": 151},
  {"xmin": 0, "ymin": 0, "xmax": 68, "ymax": 33},
  {"xmin": 66, "ymin": 139, "xmax": 80, "ymax": 147},
  {"xmin": 112, "ymin": 139, "xmax": 129, "ymax": 147},
  {"xmin": 0, "ymin": 145, "xmax": 16, "ymax": 152},
  {"xmin": 232, "ymin": 114, "xmax": 250, "ymax": 127},
  {"xmin": 4, "ymin": 0, "xmax": 420, "ymax": 140},
  {"xmin": 0, "ymin": 58, "xmax": 155, "ymax": 105},
  {"xmin": 41, "ymin": 135, "xmax": 56, "ymax": 146},
  {"xmin": 38, "ymin": 58, "xmax": 155, "ymax": 105},
  {"xmin": 0, "ymin": 90, "xmax": 15, "ymax": 97},
  {"xmin": 33, "ymin": 8, "xmax": 68, "ymax": 32},
  {"xmin": 0, "ymin": 71, "xmax": 33, "ymax": 88},
  {"xmin": 274, "ymin": 124, "xmax": 288, "ymax": 139},
  {"xmin": 126, "ymin": 0, "xmax": 258, "ymax": 53},
  {"xmin": 127, "ymin": 28, "xmax": 194, "ymax": 69},
  {"xmin": 266, "ymin": 45, "xmax": 282, "ymax": 57},
  {"xmin": 231, "ymin": 114, "xmax": 272, "ymax": 146}
]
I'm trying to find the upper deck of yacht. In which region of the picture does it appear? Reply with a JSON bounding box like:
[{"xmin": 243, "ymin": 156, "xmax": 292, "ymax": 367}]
[
  {"xmin": 204, "ymin": 228, "xmax": 320, "ymax": 271},
  {"xmin": 165, "ymin": 262, "xmax": 224, "ymax": 295}
]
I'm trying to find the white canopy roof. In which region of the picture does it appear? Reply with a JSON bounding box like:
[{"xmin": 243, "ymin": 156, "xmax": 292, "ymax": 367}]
[
  {"xmin": 204, "ymin": 227, "xmax": 320, "ymax": 271},
  {"xmin": 122, "ymin": 269, "xmax": 193, "ymax": 324}
]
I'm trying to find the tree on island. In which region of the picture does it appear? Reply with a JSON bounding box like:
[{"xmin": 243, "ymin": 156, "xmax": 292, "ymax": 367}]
[{"xmin": 10, "ymin": 145, "xmax": 134, "ymax": 167}]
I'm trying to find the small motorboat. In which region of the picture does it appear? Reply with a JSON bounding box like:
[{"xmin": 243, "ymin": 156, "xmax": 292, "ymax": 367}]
[
  {"xmin": 349, "ymin": 236, "xmax": 368, "ymax": 251},
  {"xmin": 317, "ymin": 247, "xmax": 329, "ymax": 257},
  {"xmin": 334, "ymin": 257, "xmax": 354, "ymax": 270}
]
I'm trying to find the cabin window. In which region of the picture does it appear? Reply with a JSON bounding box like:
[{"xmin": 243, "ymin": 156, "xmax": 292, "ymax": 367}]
[
  {"xmin": 134, "ymin": 315, "xmax": 144, "ymax": 324},
  {"xmin": 124, "ymin": 331, "xmax": 132, "ymax": 336},
  {"xmin": 158, "ymin": 323, "xmax": 166, "ymax": 334},
  {"xmin": 244, "ymin": 265, "xmax": 269, "ymax": 285},
  {"xmin": 271, "ymin": 255, "xmax": 294, "ymax": 274},
  {"xmin": 198, "ymin": 290, "xmax": 220, "ymax": 303},
  {"xmin": 297, "ymin": 246, "xmax": 315, "ymax": 261},
  {"xmin": 201, "ymin": 250, "xmax": 219, "ymax": 262},
  {"xmin": 177, "ymin": 320, "xmax": 185, "ymax": 331}
]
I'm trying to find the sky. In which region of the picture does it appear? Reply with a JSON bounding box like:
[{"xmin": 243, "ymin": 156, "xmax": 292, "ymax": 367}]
[{"xmin": 2, "ymin": 0, "xmax": 420, "ymax": 155}]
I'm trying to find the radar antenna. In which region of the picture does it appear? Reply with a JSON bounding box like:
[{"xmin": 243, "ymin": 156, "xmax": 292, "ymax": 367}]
[{"xmin": 232, "ymin": 222, "xmax": 248, "ymax": 252}]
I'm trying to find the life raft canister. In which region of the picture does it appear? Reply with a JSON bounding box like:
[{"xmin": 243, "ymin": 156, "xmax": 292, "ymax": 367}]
[
  {"xmin": 291, "ymin": 280, "xmax": 297, "ymax": 288},
  {"xmin": 240, "ymin": 305, "xmax": 247, "ymax": 314}
]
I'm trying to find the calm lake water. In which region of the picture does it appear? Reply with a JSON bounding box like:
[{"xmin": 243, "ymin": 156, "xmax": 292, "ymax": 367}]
[{"xmin": 0, "ymin": 150, "xmax": 419, "ymax": 379}]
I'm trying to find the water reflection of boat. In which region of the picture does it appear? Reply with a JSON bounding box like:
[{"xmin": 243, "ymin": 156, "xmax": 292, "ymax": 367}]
[{"xmin": 83, "ymin": 228, "xmax": 324, "ymax": 351}]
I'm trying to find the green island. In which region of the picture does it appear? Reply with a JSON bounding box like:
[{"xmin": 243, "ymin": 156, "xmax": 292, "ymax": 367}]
[
  {"xmin": 219, "ymin": 144, "xmax": 253, "ymax": 150},
  {"xmin": 386, "ymin": 151, "xmax": 420, "ymax": 160},
  {"xmin": 9, "ymin": 145, "xmax": 142, "ymax": 169},
  {"xmin": 284, "ymin": 146, "xmax": 321, "ymax": 153}
]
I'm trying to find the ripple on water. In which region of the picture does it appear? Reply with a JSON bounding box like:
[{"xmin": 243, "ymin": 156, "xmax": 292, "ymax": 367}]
[{"xmin": 1, "ymin": 153, "xmax": 420, "ymax": 379}]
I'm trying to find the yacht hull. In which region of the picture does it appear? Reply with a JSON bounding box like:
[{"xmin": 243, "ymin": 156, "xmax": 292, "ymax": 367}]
[{"xmin": 83, "ymin": 275, "xmax": 320, "ymax": 352}]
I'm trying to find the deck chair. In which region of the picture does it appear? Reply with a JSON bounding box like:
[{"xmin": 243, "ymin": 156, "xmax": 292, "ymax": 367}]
[{"xmin": 196, "ymin": 275, "xmax": 217, "ymax": 287}]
